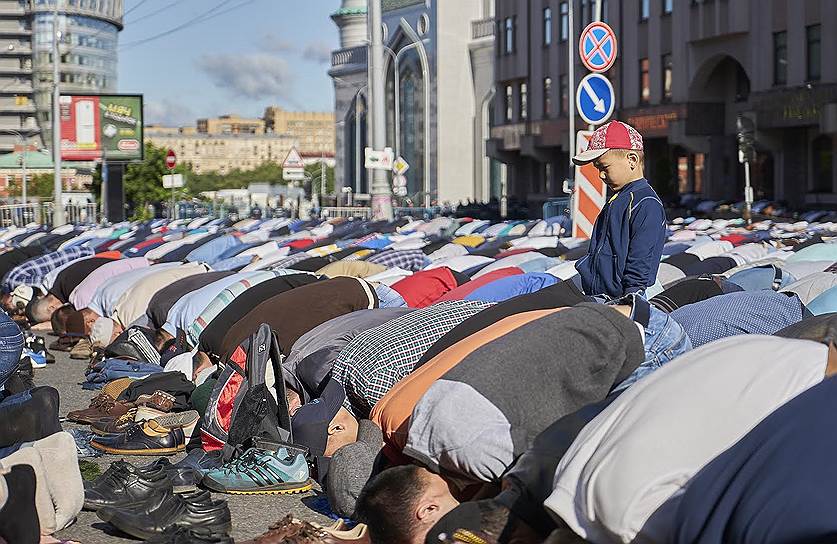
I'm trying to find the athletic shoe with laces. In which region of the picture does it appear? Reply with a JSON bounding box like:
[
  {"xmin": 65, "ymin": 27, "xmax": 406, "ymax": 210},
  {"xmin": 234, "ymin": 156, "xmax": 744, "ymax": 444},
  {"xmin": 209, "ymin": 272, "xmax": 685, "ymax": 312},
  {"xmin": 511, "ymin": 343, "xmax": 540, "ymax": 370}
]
[{"xmin": 201, "ymin": 447, "xmax": 313, "ymax": 495}]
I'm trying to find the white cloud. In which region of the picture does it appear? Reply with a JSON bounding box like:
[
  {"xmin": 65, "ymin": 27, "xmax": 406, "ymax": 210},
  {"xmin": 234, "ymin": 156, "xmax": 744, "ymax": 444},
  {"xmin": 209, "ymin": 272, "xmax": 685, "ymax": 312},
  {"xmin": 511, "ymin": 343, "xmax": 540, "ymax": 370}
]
[
  {"xmin": 196, "ymin": 53, "xmax": 296, "ymax": 104},
  {"xmin": 260, "ymin": 33, "xmax": 297, "ymax": 54},
  {"xmin": 144, "ymin": 98, "xmax": 195, "ymax": 126},
  {"xmin": 302, "ymin": 41, "xmax": 332, "ymax": 65}
]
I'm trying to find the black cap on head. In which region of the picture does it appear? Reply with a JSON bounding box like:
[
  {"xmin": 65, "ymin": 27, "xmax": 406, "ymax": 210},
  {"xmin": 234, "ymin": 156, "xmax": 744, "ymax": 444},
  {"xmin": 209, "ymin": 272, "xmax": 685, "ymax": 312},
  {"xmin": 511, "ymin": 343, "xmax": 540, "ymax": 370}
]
[
  {"xmin": 290, "ymin": 378, "xmax": 346, "ymax": 457},
  {"xmin": 426, "ymin": 501, "xmax": 486, "ymax": 544}
]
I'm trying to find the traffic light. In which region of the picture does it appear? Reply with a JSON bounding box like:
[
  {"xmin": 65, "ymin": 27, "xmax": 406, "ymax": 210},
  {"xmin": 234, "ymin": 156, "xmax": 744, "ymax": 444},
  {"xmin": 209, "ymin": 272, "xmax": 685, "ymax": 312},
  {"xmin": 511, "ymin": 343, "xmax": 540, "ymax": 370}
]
[{"xmin": 736, "ymin": 114, "xmax": 756, "ymax": 164}]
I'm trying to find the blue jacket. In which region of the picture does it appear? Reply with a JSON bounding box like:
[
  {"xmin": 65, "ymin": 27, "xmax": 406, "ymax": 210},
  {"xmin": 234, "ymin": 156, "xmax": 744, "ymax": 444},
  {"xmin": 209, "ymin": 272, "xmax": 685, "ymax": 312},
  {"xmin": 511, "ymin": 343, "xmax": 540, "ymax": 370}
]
[{"xmin": 575, "ymin": 179, "xmax": 666, "ymax": 298}]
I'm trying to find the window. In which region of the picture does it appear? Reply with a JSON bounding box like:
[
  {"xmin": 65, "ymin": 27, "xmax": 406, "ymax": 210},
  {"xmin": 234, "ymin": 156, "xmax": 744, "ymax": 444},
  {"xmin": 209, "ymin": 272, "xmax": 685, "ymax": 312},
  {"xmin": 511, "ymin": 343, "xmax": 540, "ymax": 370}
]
[
  {"xmin": 505, "ymin": 85, "xmax": 513, "ymax": 121},
  {"xmin": 543, "ymin": 7, "xmax": 552, "ymax": 45},
  {"xmin": 812, "ymin": 135, "xmax": 833, "ymax": 192},
  {"xmin": 504, "ymin": 17, "xmax": 515, "ymax": 54},
  {"xmin": 774, "ymin": 31, "xmax": 787, "ymax": 85},
  {"xmin": 559, "ymin": 74, "xmax": 568, "ymax": 114},
  {"xmin": 496, "ymin": 20, "xmax": 503, "ymax": 56},
  {"xmin": 543, "ymin": 77, "xmax": 553, "ymax": 117},
  {"xmin": 662, "ymin": 53, "xmax": 672, "ymax": 102},
  {"xmin": 640, "ymin": 0, "xmax": 650, "ymax": 20},
  {"xmin": 640, "ymin": 58, "xmax": 650, "ymax": 104},
  {"xmin": 560, "ymin": 2, "xmax": 568, "ymax": 41},
  {"xmin": 520, "ymin": 82, "xmax": 528, "ymax": 120},
  {"xmin": 807, "ymin": 24, "xmax": 821, "ymax": 82},
  {"xmin": 663, "ymin": 0, "xmax": 672, "ymax": 14}
]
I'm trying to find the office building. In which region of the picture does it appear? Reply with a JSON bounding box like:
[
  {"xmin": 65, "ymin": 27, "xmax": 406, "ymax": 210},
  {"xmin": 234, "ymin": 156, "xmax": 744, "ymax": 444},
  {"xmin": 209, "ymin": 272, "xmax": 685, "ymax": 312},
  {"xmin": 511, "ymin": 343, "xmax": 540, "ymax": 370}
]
[
  {"xmin": 490, "ymin": 0, "xmax": 837, "ymax": 216},
  {"xmin": 0, "ymin": 0, "xmax": 122, "ymax": 153},
  {"xmin": 197, "ymin": 114, "xmax": 265, "ymax": 135},
  {"xmin": 263, "ymin": 106, "xmax": 335, "ymax": 156},
  {"xmin": 145, "ymin": 129, "xmax": 297, "ymax": 176}
]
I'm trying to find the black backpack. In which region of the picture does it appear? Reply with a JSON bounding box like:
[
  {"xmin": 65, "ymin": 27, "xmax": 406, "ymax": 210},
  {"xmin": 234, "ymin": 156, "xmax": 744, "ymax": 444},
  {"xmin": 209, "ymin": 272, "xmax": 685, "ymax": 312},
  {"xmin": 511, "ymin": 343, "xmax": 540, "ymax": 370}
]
[{"xmin": 201, "ymin": 323, "xmax": 294, "ymax": 460}]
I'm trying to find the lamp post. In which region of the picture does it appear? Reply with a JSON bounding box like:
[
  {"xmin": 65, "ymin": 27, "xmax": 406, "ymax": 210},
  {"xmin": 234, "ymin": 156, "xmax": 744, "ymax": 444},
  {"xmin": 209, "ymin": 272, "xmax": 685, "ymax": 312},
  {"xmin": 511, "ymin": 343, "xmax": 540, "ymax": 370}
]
[
  {"xmin": 51, "ymin": 0, "xmax": 64, "ymax": 226},
  {"xmin": 367, "ymin": 0, "xmax": 392, "ymax": 220}
]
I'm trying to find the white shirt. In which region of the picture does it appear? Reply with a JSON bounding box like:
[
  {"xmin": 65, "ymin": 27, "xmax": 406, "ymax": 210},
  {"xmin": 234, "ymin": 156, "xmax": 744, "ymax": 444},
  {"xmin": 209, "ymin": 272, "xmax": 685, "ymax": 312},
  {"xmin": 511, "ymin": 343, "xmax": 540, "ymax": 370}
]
[
  {"xmin": 545, "ymin": 336, "xmax": 827, "ymax": 544},
  {"xmin": 473, "ymin": 252, "xmax": 545, "ymax": 278},
  {"xmin": 162, "ymin": 272, "xmax": 266, "ymax": 337},
  {"xmin": 424, "ymin": 255, "xmax": 494, "ymax": 273},
  {"xmin": 87, "ymin": 262, "xmax": 180, "ymax": 316},
  {"xmin": 684, "ymin": 240, "xmax": 733, "ymax": 260}
]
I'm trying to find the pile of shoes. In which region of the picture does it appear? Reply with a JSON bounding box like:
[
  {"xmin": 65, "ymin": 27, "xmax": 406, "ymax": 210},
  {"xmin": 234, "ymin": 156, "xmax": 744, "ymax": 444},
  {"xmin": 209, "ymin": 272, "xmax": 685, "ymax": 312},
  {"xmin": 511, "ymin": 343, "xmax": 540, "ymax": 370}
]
[
  {"xmin": 68, "ymin": 379, "xmax": 201, "ymax": 456},
  {"xmin": 84, "ymin": 459, "xmax": 233, "ymax": 542}
]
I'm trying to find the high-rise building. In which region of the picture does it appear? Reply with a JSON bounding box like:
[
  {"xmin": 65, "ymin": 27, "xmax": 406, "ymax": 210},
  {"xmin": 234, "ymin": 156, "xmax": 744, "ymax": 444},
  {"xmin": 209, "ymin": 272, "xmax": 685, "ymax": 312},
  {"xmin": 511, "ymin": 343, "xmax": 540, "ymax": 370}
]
[
  {"xmin": 263, "ymin": 106, "xmax": 334, "ymax": 156},
  {"xmin": 329, "ymin": 0, "xmax": 498, "ymax": 206},
  {"xmin": 491, "ymin": 0, "xmax": 837, "ymax": 215},
  {"xmin": 0, "ymin": 0, "xmax": 122, "ymax": 153}
]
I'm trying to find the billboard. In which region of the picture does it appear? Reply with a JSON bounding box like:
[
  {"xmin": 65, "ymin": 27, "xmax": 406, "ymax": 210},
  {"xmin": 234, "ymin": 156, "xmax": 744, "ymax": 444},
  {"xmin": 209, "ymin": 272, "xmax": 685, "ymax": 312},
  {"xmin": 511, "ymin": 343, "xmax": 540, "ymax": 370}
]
[{"xmin": 59, "ymin": 94, "xmax": 143, "ymax": 161}]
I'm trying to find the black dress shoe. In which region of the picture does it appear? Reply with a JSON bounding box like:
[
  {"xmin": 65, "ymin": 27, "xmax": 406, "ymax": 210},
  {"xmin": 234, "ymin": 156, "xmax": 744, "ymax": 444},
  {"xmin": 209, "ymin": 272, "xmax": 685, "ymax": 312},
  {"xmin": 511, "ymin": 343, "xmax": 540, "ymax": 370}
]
[
  {"xmin": 0, "ymin": 465, "xmax": 40, "ymax": 544},
  {"xmin": 97, "ymin": 488, "xmax": 212, "ymax": 522},
  {"xmin": 106, "ymin": 498, "xmax": 232, "ymax": 540},
  {"xmin": 143, "ymin": 526, "xmax": 234, "ymax": 544},
  {"xmin": 90, "ymin": 412, "xmax": 198, "ymax": 456},
  {"xmin": 84, "ymin": 459, "xmax": 170, "ymax": 490},
  {"xmin": 83, "ymin": 463, "xmax": 172, "ymax": 511},
  {"xmin": 166, "ymin": 449, "xmax": 224, "ymax": 493}
]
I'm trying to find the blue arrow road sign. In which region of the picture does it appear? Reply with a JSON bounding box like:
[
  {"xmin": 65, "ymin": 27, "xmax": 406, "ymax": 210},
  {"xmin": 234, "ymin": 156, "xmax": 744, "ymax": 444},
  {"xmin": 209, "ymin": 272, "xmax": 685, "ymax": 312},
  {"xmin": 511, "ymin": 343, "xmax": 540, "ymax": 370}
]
[{"xmin": 576, "ymin": 73, "xmax": 615, "ymax": 126}]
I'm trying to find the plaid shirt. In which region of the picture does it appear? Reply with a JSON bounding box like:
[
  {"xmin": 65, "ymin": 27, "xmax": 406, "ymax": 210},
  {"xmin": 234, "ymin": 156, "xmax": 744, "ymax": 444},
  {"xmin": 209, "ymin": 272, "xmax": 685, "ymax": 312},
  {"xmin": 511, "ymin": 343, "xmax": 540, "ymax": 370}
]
[
  {"xmin": 270, "ymin": 252, "xmax": 315, "ymax": 270},
  {"xmin": 2, "ymin": 246, "xmax": 94, "ymax": 293},
  {"xmin": 331, "ymin": 299, "xmax": 493, "ymax": 418},
  {"xmin": 366, "ymin": 249, "xmax": 431, "ymax": 272}
]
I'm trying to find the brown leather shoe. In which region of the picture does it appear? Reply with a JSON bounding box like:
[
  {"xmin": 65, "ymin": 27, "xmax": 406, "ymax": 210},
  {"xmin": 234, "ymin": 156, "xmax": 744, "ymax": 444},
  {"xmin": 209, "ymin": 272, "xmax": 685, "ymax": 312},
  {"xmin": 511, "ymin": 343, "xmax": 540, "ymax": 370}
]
[
  {"xmin": 238, "ymin": 517, "xmax": 370, "ymax": 544},
  {"xmin": 66, "ymin": 395, "xmax": 131, "ymax": 425},
  {"xmin": 70, "ymin": 338, "xmax": 93, "ymax": 360},
  {"xmin": 135, "ymin": 390, "xmax": 176, "ymax": 413},
  {"xmin": 90, "ymin": 408, "xmax": 138, "ymax": 436}
]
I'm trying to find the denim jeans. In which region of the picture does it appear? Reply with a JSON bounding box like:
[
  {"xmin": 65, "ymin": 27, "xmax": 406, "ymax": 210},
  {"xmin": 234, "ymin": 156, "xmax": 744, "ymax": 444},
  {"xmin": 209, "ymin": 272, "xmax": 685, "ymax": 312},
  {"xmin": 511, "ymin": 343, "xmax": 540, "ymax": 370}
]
[
  {"xmin": 613, "ymin": 303, "xmax": 692, "ymax": 393},
  {"xmin": 0, "ymin": 311, "xmax": 23, "ymax": 391}
]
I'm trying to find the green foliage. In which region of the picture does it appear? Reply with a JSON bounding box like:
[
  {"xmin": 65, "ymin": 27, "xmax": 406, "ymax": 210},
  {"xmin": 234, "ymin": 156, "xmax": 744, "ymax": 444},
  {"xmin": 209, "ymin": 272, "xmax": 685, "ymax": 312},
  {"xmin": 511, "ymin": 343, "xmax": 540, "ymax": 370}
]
[
  {"xmin": 7, "ymin": 172, "xmax": 58, "ymax": 198},
  {"xmin": 124, "ymin": 143, "xmax": 192, "ymax": 219}
]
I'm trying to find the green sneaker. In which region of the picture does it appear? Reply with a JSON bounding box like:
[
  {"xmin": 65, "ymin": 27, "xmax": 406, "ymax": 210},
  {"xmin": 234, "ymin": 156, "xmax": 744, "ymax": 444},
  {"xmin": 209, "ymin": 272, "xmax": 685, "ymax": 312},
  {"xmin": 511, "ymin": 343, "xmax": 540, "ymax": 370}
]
[{"xmin": 201, "ymin": 448, "xmax": 313, "ymax": 495}]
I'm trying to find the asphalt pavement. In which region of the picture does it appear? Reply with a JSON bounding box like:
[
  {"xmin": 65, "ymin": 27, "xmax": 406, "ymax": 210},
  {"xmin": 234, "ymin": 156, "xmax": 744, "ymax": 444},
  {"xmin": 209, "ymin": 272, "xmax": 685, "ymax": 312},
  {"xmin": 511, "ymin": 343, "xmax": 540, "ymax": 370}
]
[{"xmin": 37, "ymin": 345, "xmax": 330, "ymax": 543}]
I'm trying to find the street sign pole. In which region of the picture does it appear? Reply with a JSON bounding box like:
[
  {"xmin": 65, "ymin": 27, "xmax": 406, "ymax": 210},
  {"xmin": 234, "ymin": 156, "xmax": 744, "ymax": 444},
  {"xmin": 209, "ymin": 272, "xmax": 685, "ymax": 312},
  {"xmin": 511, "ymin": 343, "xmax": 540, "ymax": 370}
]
[
  {"xmin": 166, "ymin": 149, "xmax": 177, "ymax": 220},
  {"xmin": 568, "ymin": 0, "xmax": 575, "ymax": 190},
  {"xmin": 367, "ymin": 0, "xmax": 393, "ymax": 220}
]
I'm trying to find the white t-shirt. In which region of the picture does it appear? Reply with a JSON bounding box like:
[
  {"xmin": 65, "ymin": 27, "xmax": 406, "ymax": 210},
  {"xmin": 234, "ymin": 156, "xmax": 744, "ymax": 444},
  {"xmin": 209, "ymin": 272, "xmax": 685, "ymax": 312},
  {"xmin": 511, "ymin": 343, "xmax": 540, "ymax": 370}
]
[{"xmin": 545, "ymin": 336, "xmax": 827, "ymax": 544}]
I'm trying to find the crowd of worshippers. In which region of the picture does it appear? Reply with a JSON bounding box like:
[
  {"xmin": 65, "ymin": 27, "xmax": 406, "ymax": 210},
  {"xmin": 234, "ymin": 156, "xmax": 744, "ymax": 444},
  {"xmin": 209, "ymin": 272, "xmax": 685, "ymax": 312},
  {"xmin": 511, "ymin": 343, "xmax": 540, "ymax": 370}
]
[{"xmin": 1, "ymin": 213, "xmax": 837, "ymax": 543}]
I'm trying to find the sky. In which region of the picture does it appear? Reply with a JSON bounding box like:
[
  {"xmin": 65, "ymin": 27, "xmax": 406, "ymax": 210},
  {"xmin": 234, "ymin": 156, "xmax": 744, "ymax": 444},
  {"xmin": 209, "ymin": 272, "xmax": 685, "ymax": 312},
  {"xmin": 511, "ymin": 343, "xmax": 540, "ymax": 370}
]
[{"xmin": 117, "ymin": 0, "xmax": 340, "ymax": 127}]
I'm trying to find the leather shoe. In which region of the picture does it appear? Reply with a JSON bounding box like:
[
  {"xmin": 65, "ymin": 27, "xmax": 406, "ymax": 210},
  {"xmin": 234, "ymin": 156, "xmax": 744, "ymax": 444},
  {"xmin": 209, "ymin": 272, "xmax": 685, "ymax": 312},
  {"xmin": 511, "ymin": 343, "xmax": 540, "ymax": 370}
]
[
  {"xmin": 165, "ymin": 448, "xmax": 224, "ymax": 493},
  {"xmin": 90, "ymin": 411, "xmax": 198, "ymax": 456},
  {"xmin": 98, "ymin": 488, "xmax": 212, "ymax": 522},
  {"xmin": 67, "ymin": 393, "xmax": 131, "ymax": 425},
  {"xmin": 106, "ymin": 497, "xmax": 232, "ymax": 540},
  {"xmin": 83, "ymin": 461, "xmax": 172, "ymax": 511}
]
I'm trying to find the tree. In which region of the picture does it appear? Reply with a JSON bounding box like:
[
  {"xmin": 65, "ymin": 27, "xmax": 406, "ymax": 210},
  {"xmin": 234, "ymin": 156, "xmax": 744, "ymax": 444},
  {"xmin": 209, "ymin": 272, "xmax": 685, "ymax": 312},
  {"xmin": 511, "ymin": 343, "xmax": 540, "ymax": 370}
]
[{"xmin": 124, "ymin": 143, "xmax": 191, "ymax": 219}]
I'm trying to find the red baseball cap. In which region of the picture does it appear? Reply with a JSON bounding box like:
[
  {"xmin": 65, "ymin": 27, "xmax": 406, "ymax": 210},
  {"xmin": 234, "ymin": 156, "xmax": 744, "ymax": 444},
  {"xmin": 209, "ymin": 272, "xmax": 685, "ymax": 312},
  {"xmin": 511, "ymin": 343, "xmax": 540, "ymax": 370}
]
[{"xmin": 572, "ymin": 120, "xmax": 644, "ymax": 165}]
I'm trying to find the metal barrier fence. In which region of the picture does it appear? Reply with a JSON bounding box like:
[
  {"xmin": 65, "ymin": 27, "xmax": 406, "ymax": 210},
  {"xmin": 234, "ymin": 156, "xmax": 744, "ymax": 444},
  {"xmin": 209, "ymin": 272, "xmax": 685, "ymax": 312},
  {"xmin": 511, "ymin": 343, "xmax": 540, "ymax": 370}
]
[
  {"xmin": 393, "ymin": 206, "xmax": 443, "ymax": 219},
  {"xmin": 0, "ymin": 203, "xmax": 100, "ymax": 228},
  {"xmin": 321, "ymin": 206, "xmax": 372, "ymax": 220},
  {"xmin": 542, "ymin": 197, "xmax": 571, "ymax": 220}
]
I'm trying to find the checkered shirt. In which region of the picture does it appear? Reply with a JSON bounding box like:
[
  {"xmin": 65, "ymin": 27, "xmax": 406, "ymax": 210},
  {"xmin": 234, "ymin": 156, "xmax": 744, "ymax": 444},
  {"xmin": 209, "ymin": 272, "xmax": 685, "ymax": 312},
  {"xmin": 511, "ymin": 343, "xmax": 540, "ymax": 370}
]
[
  {"xmin": 270, "ymin": 253, "xmax": 315, "ymax": 270},
  {"xmin": 349, "ymin": 234, "xmax": 380, "ymax": 247},
  {"xmin": 366, "ymin": 249, "xmax": 431, "ymax": 272},
  {"xmin": 2, "ymin": 246, "xmax": 94, "ymax": 294},
  {"xmin": 331, "ymin": 299, "xmax": 493, "ymax": 418}
]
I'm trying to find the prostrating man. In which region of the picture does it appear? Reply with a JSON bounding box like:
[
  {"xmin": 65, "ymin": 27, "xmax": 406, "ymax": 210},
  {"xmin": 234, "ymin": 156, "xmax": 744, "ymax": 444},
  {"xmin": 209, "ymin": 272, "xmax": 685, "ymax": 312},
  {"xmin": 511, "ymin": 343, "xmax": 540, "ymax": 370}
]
[
  {"xmin": 290, "ymin": 300, "xmax": 493, "ymax": 460},
  {"xmin": 355, "ymin": 303, "xmax": 645, "ymax": 544},
  {"xmin": 0, "ymin": 246, "xmax": 93, "ymax": 311},
  {"xmin": 545, "ymin": 335, "xmax": 835, "ymax": 544}
]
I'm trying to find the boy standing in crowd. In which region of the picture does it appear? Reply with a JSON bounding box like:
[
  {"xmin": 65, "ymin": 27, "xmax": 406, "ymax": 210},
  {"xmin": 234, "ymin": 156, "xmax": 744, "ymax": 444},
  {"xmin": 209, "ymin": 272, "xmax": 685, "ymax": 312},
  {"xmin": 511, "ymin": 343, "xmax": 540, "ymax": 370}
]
[{"xmin": 573, "ymin": 120, "xmax": 666, "ymax": 299}]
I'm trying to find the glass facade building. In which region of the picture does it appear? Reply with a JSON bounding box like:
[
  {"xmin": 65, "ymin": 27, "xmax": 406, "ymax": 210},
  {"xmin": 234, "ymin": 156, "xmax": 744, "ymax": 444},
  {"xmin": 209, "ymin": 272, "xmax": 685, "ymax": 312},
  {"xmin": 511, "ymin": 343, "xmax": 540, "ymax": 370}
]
[{"xmin": 0, "ymin": 0, "xmax": 122, "ymax": 152}]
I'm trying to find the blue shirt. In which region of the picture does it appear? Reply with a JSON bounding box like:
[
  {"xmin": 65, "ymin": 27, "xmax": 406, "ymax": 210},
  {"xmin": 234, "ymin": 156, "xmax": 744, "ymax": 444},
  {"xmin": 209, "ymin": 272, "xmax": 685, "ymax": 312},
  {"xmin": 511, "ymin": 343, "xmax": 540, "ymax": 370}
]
[
  {"xmin": 575, "ymin": 179, "xmax": 666, "ymax": 299},
  {"xmin": 672, "ymin": 291, "xmax": 804, "ymax": 347},
  {"xmin": 185, "ymin": 234, "xmax": 241, "ymax": 264},
  {"xmin": 2, "ymin": 246, "xmax": 94, "ymax": 293},
  {"xmin": 465, "ymin": 273, "xmax": 559, "ymax": 303}
]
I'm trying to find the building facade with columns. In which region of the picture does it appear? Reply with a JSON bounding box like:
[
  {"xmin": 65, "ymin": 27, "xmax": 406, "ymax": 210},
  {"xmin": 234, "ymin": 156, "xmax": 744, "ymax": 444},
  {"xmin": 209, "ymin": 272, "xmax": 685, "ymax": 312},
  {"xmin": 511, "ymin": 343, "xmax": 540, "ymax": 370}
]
[
  {"xmin": 490, "ymin": 0, "xmax": 837, "ymax": 216},
  {"xmin": 329, "ymin": 0, "xmax": 499, "ymax": 206}
]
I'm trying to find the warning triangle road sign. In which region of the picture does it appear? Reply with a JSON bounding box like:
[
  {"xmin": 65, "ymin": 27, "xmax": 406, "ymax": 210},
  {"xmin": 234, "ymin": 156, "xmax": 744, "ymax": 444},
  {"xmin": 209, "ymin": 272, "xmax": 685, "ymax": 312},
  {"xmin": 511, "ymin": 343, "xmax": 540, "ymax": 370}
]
[{"xmin": 282, "ymin": 147, "xmax": 305, "ymax": 169}]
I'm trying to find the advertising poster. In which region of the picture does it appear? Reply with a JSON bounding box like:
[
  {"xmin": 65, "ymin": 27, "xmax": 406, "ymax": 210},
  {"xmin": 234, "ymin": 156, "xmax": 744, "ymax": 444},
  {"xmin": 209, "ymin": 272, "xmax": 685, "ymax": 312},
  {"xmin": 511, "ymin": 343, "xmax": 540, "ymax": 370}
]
[{"xmin": 60, "ymin": 94, "xmax": 143, "ymax": 161}]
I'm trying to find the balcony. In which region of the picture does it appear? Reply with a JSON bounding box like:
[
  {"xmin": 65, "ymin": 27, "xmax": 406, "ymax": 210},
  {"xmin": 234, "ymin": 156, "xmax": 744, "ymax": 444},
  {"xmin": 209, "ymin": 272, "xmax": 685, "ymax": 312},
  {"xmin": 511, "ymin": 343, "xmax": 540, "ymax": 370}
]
[
  {"xmin": 331, "ymin": 45, "xmax": 367, "ymax": 68},
  {"xmin": 472, "ymin": 17, "xmax": 494, "ymax": 40}
]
